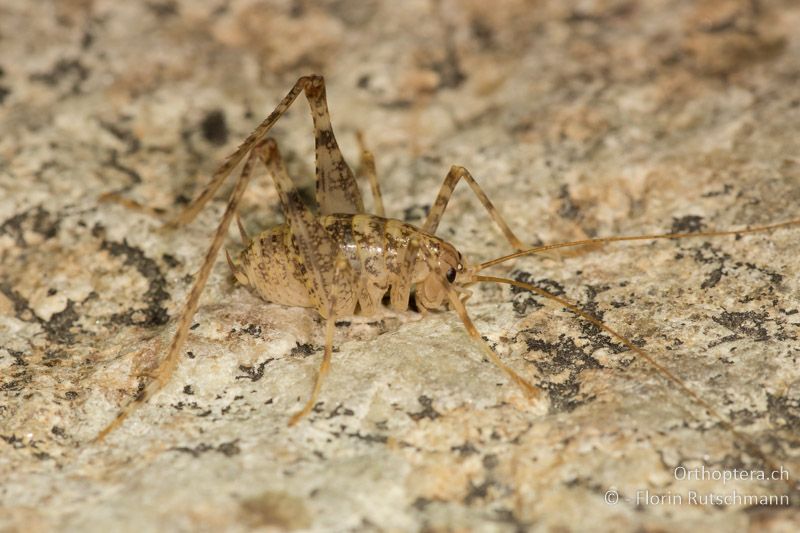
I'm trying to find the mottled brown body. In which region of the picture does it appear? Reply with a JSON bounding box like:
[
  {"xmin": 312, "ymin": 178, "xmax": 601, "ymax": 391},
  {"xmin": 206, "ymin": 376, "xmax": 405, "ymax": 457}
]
[
  {"xmin": 94, "ymin": 75, "xmax": 800, "ymax": 495},
  {"xmin": 93, "ymin": 74, "xmax": 526, "ymax": 438},
  {"xmin": 234, "ymin": 214, "xmax": 461, "ymax": 317}
]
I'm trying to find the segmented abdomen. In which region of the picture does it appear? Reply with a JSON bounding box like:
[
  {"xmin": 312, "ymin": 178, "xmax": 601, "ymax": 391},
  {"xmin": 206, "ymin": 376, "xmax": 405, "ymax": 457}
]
[{"xmin": 237, "ymin": 214, "xmax": 433, "ymax": 313}]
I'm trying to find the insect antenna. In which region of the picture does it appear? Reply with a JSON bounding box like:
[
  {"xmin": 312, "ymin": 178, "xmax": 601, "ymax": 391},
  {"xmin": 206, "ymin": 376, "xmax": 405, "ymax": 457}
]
[
  {"xmin": 473, "ymin": 273, "xmax": 799, "ymax": 494},
  {"xmin": 477, "ymin": 216, "xmax": 800, "ymax": 271}
]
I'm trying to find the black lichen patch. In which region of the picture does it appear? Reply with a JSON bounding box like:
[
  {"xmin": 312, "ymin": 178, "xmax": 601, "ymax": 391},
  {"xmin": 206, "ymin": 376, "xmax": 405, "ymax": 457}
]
[
  {"xmin": 428, "ymin": 44, "xmax": 467, "ymax": 90},
  {"xmin": 0, "ymin": 284, "xmax": 84, "ymax": 345},
  {"xmin": 31, "ymin": 207, "xmax": 60, "ymax": 240},
  {"xmin": 0, "ymin": 283, "xmax": 35, "ymax": 321},
  {"xmin": 492, "ymin": 508, "xmax": 532, "ymax": 533},
  {"xmin": 147, "ymin": 1, "xmax": 179, "ymax": 17},
  {"xmin": 679, "ymin": 241, "xmax": 783, "ymax": 293},
  {"xmin": 471, "ymin": 18, "xmax": 496, "ymax": 50},
  {"xmin": 670, "ymin": 215, "xmax": 706, "ymax": 234},
  {"xmin": 412, "ymin": 497, "xmax": 432, "ymax": 511},
  {"xmin": 345, "ymin": 431, "xmax": 388, "ymax": 444},
  {"xmin": 577, "ymin": 284, "xmax": 615, "ymax": 339},
  {"xmin": 170, "ymin": 439, "xmax": 240, "ymax": 458},
  {"xmin": 511, "ymin": 272, "xmax": 632, "ymax": 403},
  {"xmin": 326, "ymin": 403, "xmax": 354, "ymax": 418},
  {"xmin": 290, "ymin": 342, "xmax": 317, "ymax": 357},
  {"xmin": 510, "ymin": 271, "xmax": 566, "ymax": 316},
  {"xmin": 98, "ymin": 119, "xmax": 142, "ymax": 155},
  {"xmin": 162, "ymin": 253, "xmax": 180, "ymax": 268},
  {"xmin": 767, "ymin": 393, "xmax": 800, "ymax": 431},
  {"xmin": 105, "ymin": 149, "xmax": 143, "ymax": 185},
  {"xmin": 482, "ymin": 454, "xmax": 499, "ymax": 469},
  {"xmin": 701, "ymin": 184, "xmax": 733, "ymax": 198},
  {"xmin": 743, "ymin": 261, "xmax": 784, "ymax": 286},
  {"xmin": 201, "ymin": 109, "xmax": 228, "ymax": 146},
  {"xmin": 217, "ymin": 440, "xmax": 241, "ymax": 456},
  {"xmin": 0, "ymin": 205, "xmax": 61, "ymax": 247},
  {"xmin": 523, "ymin": 334, "xmax": 603, "ymax": 412},
  {"xmin": 0, "ymin": 434, "xmax": 26, "ymax": 449},
  {"xmin": 244, "ymin": 323, "xmax": 262, "ymax": 336},
  {"xmin": 464, "ymin": 479, "xmax": 493, "ymax": 505},
  {"xmin": 558, "ymin": 184, "xmax": 580, "ymax": 220},
  {"xmin": 29, "ymin": 58, "xmax": 89, "ymax": 94},
  {"xmin": 1, "ymin": 211, "xmax": 29, "ymax": 247},
  {"xmin": 43, "ymin": 348, "xmax": 69, "ymax": 367},
  {"xmin": 402, "ymin": 204, "xmax": 431, "ymax": 223},
  {"xmin": 1, "ymin": 368, "xmax": 32, "ymax": 393},
  {"xmin": 712, "ymin": 310, "xmax": 770, "ymax": 341},
  {"xmin": 408, "ymin": 395, "xmax": 440, "ymax": 421},
  {"xmin": 8, "ymin": 350, "xmax": 27, "ymax": 366},
  {"xmin": 236, "ymin": 358, "xmax": 274, "ymax": 382},
  {"xmin": 100, "ymin": 238, "xmax": 170, "ymax": 327},
  {"xmin": 40, "ymin": 299, "xmax": 80, "ymax": 344},
  {"xmin": 0, "ymin": 65, "xmax": 8, "ymax": 104},
  {"xmin": 687, "ymin": 243, "xmax": 732, "ymax": 290},
  {"xmin": 451, "ymin": 441, "xmax": 479, "ymax": 456},
  {"xmin": 231, "ymin": 323, "xmax": 262, "ymax": 338}
]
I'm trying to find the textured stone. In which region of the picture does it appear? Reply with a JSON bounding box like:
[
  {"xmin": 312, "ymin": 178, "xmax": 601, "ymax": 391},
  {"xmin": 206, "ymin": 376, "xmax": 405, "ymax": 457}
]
[{"xmin": 2, "ymin": 0, "xmax": 800, "ymax": 531}]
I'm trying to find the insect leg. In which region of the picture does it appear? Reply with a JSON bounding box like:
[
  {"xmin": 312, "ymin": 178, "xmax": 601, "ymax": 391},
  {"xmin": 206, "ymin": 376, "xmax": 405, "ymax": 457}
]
[
  {"xmin": 445, "ymin": 285, "xmax": 540, "ymax": 398},
  {"xmin": 256, "ymin": 139, "xmax": 358, "ymax": 423},
  {"xmin": 288, "ymin": 301, "xmax": 335, "ymax": 426},
  {"xmin": 93, "ymin": 144, "xmax": 261, "ymax": 442},
  {"xmin": 355, "ymin": 131, "xmax": 385, "ymax": 217},
  {"xmin": 304, "ymin": 77, "xmax": 365, "ymax": 215},
  {"xmin": 164, "ymin": 78, "xmax": 315, "ymax": 228},
  {"xmin": 102, "ymin": 76, "xmax": 365, "ymax": 228},
  {"xmin": 391, "ymin": 237, "xmax": 419, "ymax": 312},
  {"xmin": 424, "ymin": 166, "xmax": 526, "ymax": 250}
]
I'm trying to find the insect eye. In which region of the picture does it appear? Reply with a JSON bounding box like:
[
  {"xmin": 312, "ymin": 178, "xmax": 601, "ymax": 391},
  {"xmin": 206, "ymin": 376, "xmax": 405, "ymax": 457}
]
[{"xmin": 446, "ymin": 267, "xmax": 457, "ymax": 283}]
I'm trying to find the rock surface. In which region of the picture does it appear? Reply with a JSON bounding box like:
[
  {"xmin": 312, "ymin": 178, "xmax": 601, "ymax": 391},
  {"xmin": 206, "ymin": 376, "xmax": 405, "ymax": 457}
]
[{"xmin": 2, "ymin": 0, "xmax": 800, "ymax": 531}]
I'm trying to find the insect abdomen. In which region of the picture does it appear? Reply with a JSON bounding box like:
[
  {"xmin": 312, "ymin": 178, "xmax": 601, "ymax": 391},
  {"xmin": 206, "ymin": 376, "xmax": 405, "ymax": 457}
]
[
  {"xmin": 238, "ymin": 226, "xmax": 314, "ymax": 308},
  {"xmin": 238, "ymin": 214, "xmax": 432, "ymax": 314}
]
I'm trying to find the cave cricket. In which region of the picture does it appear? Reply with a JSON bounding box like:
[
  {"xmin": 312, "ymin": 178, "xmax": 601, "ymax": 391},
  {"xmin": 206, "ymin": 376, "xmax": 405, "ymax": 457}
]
[{"xmin": 95, "ymin": 76, "xmax": 800, "ymax": 486}]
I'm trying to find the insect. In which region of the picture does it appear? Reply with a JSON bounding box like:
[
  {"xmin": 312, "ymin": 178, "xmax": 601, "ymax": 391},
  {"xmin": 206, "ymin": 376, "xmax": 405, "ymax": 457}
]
[{"xmin": 95, "ymin": 74, "xmax": 800, "ymax": 488}]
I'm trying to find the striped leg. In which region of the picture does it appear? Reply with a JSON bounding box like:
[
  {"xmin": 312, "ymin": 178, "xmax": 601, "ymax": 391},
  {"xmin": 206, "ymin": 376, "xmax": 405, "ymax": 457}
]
[
  {"xmin": 94, "ymin": 143, "xmax": 261, "ymax": 442},
  {"xmin": 424, "ymin": 166, "xmax": 525, "ymax": 251},
  {"xmin": 356, "ymin": 131, "xmax": 385, "ymax": 217}
]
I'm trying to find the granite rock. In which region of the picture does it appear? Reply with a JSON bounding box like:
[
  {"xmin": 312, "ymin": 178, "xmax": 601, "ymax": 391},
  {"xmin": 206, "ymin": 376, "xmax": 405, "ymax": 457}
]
[{"xmin": 2, "ymin": 0, "xmax": 800, "ymax": 531}]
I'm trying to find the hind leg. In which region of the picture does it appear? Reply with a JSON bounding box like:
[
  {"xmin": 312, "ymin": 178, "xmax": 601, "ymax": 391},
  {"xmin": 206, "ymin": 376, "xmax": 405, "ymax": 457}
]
[
  {"xmin": 257, "ymin": 139, "xmax": 358, "ymax": 424},
  {"xmin": 288, "ymin": 316, "xmax": 335, "ymax": 426},
  {"xmin": 93, "ymin": 143, "xmax": 263, "ymax": 442}
]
